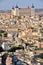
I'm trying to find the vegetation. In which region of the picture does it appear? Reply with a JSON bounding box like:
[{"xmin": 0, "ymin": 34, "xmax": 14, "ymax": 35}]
[
  {"xmin": 0, "ymin": 30, "xmax": 8, "ymax": 37},
  {"xmin": 4, "ymin": 32, "xmax": 8, "ymax": 37},
  {"xmin": 38, "ymin": 38, "xmax": 43, "ymax": 42},
  {"xmin": 17, "ymin": 45, "xmax": 24, "ymax": 50},
  {"xmin": 39, "ymin": 53, "xmax": 43, "ymax": 59},
  {"xmin": 8, "ymin": 46, "xmax": 16, "ymax": 52},
  {"xmin": 34, "ymin": 46, "xmax": 39, "ymax": 50},
  {"xmin": 30, "ymin": 27, "xmax": 34, "ymax": 29},
  {"xmin": 40, "ymin": 28, "xmax": 43, "ymax": 33},
  {"xmin": 25, "ymin": 43, "xmax": 31, "ymax": 46},
  {"xmin": 8, "ymin": 45, "xmax": 24, "ymax": 52},
  {"xmin": 0, "ymin": 30, "xmax": 5, "ymax": 33},
  {"xmin": 0, "ymin": 33, "xmax": 2, "ymax": 37},
  {"xmin": 0, "ymin": 46, "xmax": 4, "ymax": 52}
]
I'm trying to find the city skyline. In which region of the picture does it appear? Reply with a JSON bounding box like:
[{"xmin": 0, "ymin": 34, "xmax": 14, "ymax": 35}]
[{"xmin": 0, "ymin": 0, "xmax": 43, "ymax": 10}]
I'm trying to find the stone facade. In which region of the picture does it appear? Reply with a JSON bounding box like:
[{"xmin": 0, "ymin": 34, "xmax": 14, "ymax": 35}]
[{"xmin": 12, "ymin": 7, "xmax": 35, "ymax": 17}]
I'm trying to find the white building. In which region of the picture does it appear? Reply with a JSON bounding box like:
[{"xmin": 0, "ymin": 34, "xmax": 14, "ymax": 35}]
[{"xmin": 2, "ymin": 41, "xmax": 9, "ymax": 50}]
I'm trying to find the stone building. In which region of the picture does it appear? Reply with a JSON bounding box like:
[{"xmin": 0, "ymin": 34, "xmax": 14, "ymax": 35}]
[{"xmin": 12, "ymin": 5, "xmax": 35, "ymax": 17}]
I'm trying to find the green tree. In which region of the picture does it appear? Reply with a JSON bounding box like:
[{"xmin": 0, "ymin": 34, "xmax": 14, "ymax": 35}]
[
  {"xmin": 39, "ymin": 53, "xmax": 43, "ymax": 59},
  {"xmin": 0, "ymin": 46, "xmax": 3, "ymax": 52},
  {"xmin": 8, "ymin": 46, "xmax": 17, "ymax": 52},
  {"xmin": 4, "ymin": 32, "xmax": 8, "ymax": 37},
  {"xmin": 0, "ymin": 33, "xmax": 2, "ymax": 37},
  {"xmin": 17, "ymin": 45, "xmax": 24, "ymax": 50},
  {"xmin": 8, "ymin": 45, "xmax": 24, "ymax": 52}
]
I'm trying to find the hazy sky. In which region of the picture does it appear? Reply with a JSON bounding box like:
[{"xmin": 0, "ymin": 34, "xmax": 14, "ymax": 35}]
[{"xmin": 0, "ymin": 0, "xmax": 43, "ymax": 10}]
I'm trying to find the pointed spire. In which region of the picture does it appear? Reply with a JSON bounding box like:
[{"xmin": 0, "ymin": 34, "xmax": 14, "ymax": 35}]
[
  {"xmin": 15, "ymin": 4, "xmax": 19, "ymax": 8},
  {"xmin": 32, "ymin": 4, "xmax": 34, "ymax": 8},
  {"xmin": 28, "ymin": 5, "xmax": 29, "ymax": 8},
  {"xmin": 12, "ymin": 6, "xmax": 14, "ymax": 10}
]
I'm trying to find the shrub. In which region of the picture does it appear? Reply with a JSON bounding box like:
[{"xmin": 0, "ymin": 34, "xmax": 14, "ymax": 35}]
[
  {"xmin": 8, "ymin": 46, "xmax": 17, "ymax": 52},
  {"xmin": 39, "ymin": 53, "xmax": 43, "ymax": 59},
  {"xmin": 0, "ymin": 46, "xmax": 4, "ymax": 52},
  {"xmin": 4, "ymin": 32, "xmax": 8, "ymax": 37},
  {"xmin": 0, "ymin": 30, "xmax": 5, "ymax": 33},
  {"xmin": 8, "ymin": 45, "xmax": 24, "ymax": 52},
  {"xmin": 0, "ymin": 33, "xmax": 2, "ymax": 37},
  {"xmin": 17, "ymin": 45, "xmax": 24, "ymax": 50}
]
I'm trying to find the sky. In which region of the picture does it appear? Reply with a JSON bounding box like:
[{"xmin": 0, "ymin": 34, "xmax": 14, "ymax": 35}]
[{"xmin": 0, "ymin": 0, "xmax": 43, "ymax": 10}]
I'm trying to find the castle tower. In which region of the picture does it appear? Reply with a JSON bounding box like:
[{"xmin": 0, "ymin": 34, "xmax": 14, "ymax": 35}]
[
  {"xmin": 31, "ymin": 4, "xmax": 35, "ymax": 17},
  {"xmin": 12, "ymin": 5, "xmax": 19, "ymax": 16},
  {"xmin": 15, "ymin": 5, "xmax": 19, "ymax": 16}
]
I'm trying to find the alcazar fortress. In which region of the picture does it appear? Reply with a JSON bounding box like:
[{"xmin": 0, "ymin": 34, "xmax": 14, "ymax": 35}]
[
  {"xmin": 0, "ymin": 5, "xmax": 43, "ymax": 20},
  {"xmin": 12, "ymin": 5, "xmax": 35, "ymax": 17}
]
